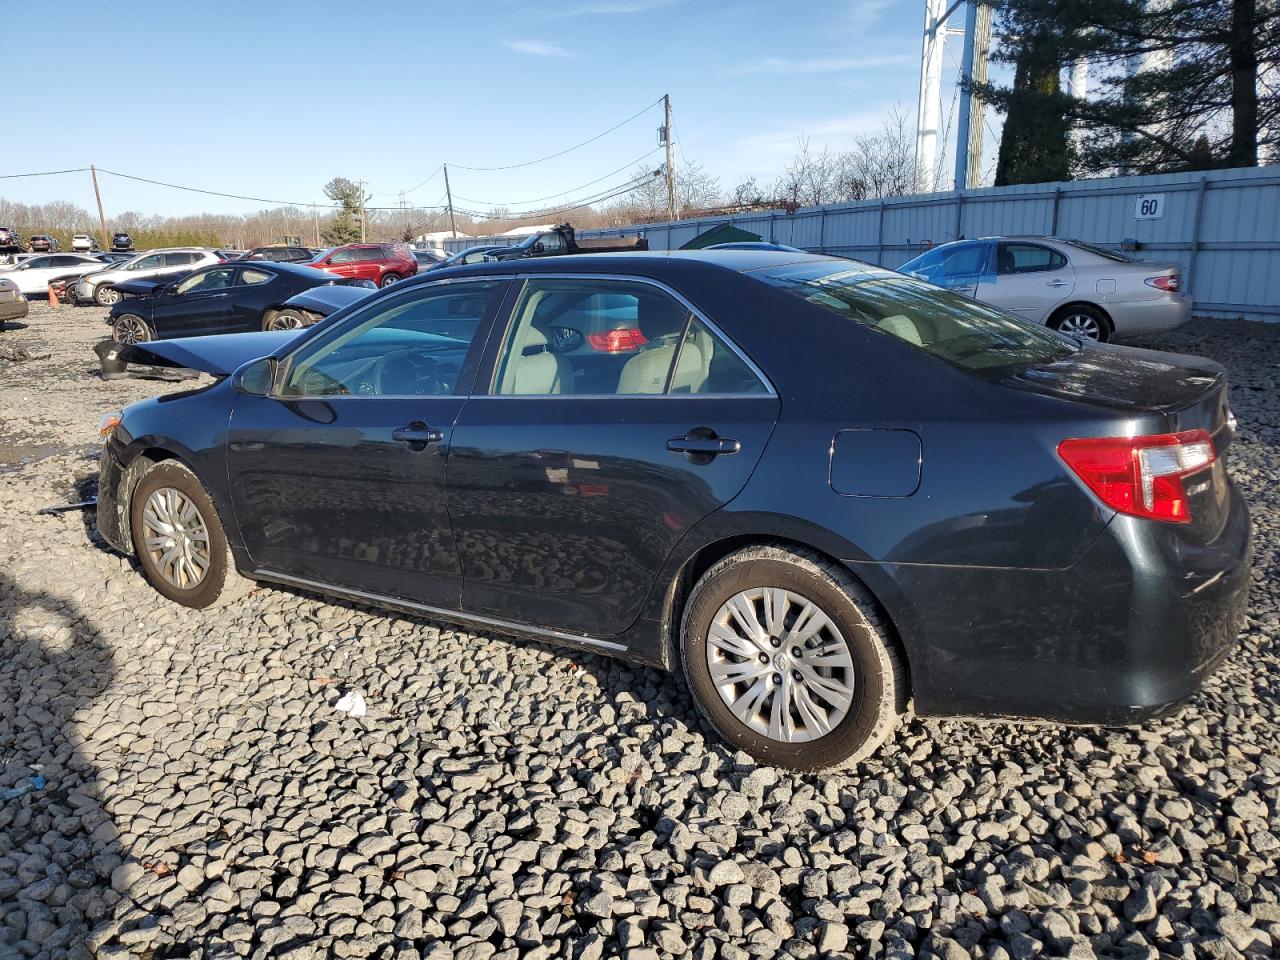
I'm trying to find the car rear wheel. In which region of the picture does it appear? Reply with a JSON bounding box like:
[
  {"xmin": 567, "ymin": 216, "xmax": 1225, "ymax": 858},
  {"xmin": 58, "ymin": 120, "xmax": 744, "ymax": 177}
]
[
  {"xmin": 1050, "ymin": 304, "xmax": 1111, "ymax": 342},
  {"xmin": 262, "ymin": 309, "xmax": 309, "ymax": 331},
  {"xmin": 95, "ymin": 285, "xmax": 120, "ymax": 306},
  {"xmin": 112, "ymin": 314, "xmax": 151, "ymax": 344},
  {"xmin": 379, "ymin": 272, "xmax": 402, "ymax": 287},
  {"xmin": 129, "ymin": 461, "xmax": 254, "ymax": 609},
  {"xmin": 680, "ymin": 545, "xmax": 907, "ymax": 771}
]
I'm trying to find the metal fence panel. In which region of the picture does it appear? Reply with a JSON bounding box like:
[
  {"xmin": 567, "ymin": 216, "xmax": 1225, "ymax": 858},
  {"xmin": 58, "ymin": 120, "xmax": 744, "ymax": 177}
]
[{"xmin": 445, "ymin": 166, "xmax": 1280, "ymax": 319}]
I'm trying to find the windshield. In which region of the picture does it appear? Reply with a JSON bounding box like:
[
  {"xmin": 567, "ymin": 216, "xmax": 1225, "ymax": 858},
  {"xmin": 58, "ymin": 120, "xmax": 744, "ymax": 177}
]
[
  {"xmin": 757, "ymin": 262, "xmax": 1078, "ymax": 372},
  {"xmin": 1061, "ymin": 240, "xmax": 1135, "ymax": 263}
]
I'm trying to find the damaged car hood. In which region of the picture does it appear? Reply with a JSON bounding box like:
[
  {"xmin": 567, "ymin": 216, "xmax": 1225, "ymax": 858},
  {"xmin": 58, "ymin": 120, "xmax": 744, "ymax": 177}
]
[{"xmin": 99, "ymin": 330, "xmax": 305, "ymax": 379}]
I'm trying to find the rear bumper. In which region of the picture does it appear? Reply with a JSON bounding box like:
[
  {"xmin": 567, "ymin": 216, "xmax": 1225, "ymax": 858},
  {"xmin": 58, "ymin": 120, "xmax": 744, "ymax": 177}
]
[
  {"xmin": 857, "ymin": 480, "xmax": 1252, "ymax": 724},
  {"xmin": 1111, "ymin": 294, "xmax": 1192, "ymax": 337},
  {"xmin": 0, "ymin": 297, "xmax": 28, "ymax": 322}
]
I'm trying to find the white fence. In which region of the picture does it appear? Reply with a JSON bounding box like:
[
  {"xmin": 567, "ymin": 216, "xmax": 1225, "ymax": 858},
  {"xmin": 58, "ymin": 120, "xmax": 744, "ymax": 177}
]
[{"xmin": 447, "ymin": 165, "xmax": 1280, "ymax": 321}]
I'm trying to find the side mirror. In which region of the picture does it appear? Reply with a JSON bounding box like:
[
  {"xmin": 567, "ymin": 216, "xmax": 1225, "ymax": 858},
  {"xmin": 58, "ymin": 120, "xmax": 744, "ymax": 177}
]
[{"xmin": 232, "ymin": 356, "xmax": 275, "ymax": 396}]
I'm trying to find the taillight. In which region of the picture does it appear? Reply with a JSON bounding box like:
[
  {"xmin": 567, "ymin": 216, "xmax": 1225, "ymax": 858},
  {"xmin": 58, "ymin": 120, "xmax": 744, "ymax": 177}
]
[
  {"xmin": 1145, "ymin": 274, "xmax": 1181, "ymax": 292},
  {"xmin": 1058, "ymin": 430, "xmax": 1215, "ymax": 523},
  {"xmin": 586, "ymin": 328, "xmax": 648, "ymax": 352}
]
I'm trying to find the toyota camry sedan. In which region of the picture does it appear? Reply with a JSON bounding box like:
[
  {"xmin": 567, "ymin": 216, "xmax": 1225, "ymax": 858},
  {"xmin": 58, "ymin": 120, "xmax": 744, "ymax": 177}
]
[{"xmin": 95, "ymin": 251, "xmax": 1251, "ymax": 770}]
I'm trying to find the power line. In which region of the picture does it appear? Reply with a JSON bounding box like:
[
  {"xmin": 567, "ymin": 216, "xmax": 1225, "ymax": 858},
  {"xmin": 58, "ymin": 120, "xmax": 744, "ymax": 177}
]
[
  {"xmin": 452, "ymin": 147, "xmax": 662, "ymax": 208},
  {"xmin": 96, "ymin": 168, "xmax": 330, "ymax": 209},
  {"xmin": 0, "ymin": 167, "xmax": 91, "ymax": 179},
  {"xmin": 372, "ymin": 165, "xmax": 444, "ymax": 198},
  {"xmin": 456, "ymin": 170, "xmax": 660, "ymax": 222},
  {"xmin": 449, "ymin": 96, "xmax": 663, "ymax": 172}
]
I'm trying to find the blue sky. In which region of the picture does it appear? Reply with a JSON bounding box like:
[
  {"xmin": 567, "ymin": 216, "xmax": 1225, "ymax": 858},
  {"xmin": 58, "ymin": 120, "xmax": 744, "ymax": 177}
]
[{"xmin": 4, "ymin": 0, "xmax": 981, "ymax": 220}]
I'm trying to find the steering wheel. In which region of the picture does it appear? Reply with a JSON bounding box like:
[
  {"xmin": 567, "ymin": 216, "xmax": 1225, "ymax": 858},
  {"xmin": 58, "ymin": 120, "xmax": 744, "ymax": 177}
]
[{"xmin": 371, "ymin": 348, "xmax": 450, "ymax": 396}]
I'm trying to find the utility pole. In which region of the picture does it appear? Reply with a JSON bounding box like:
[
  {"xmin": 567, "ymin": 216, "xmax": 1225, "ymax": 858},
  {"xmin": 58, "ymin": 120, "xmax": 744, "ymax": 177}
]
[
  {"xmin": 90, "ymin": 165, "xmax": 108, "ymax": 246},
  {"xmin": 443, "ymin": 163, "xmax": 458, "ymax": 239},
  {"xmin": 358, "ymin": 180, "xmax": 368, "ymax": 243},
  {"xmin": 399, "ymin": 190, "xmax": 408, "ymax": 241},
  {"xmin": 662, "ymin": 94, "xmax": 678, "ymax": 220},
  {"xmin": 312, "ymin": 205, "xmax": 321, "ymax": 247},
  {"xmin": 953, "ymin": 0, "xmax": 992, "ymax": 191}
]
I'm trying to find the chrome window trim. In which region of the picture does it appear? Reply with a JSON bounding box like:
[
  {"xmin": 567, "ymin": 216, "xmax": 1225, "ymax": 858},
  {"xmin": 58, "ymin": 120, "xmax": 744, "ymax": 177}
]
[
  {"xmin": 273, "ymin": 275, "xmax": 514, "ymax": 400},
  {"xmin": 485, "ymin": 272, "xmax": 778, "ymax": 399}
]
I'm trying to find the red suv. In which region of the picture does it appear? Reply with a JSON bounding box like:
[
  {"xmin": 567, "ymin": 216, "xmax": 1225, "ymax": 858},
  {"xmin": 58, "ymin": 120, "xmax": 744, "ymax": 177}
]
[{"xmin": 308, "ymin": 243, "xmax": 417, "ymax": 287}]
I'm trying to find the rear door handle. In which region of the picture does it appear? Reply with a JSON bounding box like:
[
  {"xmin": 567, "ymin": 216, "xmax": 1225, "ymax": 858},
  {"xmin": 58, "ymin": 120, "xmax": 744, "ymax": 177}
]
[
  {"xmin": 392, "ymin": 421, "xmax": 444, "ymax": 448},
  {"xmin": 667, "ymin": 435, "xmax": 741, "ymax": 456},
  {"xmin": 1046, "ymin": 279, "xmax": 1070, "ymax": 287}
]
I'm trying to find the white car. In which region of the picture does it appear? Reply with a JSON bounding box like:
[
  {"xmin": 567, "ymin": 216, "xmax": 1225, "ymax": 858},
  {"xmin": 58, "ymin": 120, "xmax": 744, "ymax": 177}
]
[
  {"xmin": 72, "ymin": 234, "xmax": 96, "ymax": 252},
  {"xmin": 0, "ymin": 253, "xmax": 109, "ymax": 297},
  {"xmin": 898, "ymin": 237, "xmax": 1191, "ymax": 341},
  {"xmin": 74, "ymin": 248, "xmax": 221, "ymax": 306}
]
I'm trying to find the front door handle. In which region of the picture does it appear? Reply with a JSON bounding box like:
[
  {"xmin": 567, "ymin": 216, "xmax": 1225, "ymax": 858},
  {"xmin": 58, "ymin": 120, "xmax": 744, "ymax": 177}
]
[
  {"xmin": 1046, "ymin": 279, "xmax": 1070, "ymax": 287},
  {"xmin": 392, "ymin": 421, "xmax": 444, "ymax": 449},
  {"xmin": 665, "ymin": 435, "xmax": 747, "ymax": 455}
]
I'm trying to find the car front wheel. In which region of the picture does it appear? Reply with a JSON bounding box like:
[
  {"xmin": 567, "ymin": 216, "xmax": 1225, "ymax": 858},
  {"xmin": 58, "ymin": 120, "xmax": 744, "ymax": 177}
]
[
  {"xmin": 379, "ymin": 272, "xmax": 402, "ymax": 287},
  {"xmin": 129, "ymin": 460, "xmax": 254, "ymax": 609},
  {"xmin": 680, "ymin": 545, "xmax": 907, "ymax": 771},
  {"xmin": 262, "ymin": 309, "xmax": 310, "ymax": 331},
  {"xmin": 112, "ymin": 314, "xmax": 151, "ymax": 344},
  {"xmin": 95, "ymin": 285, "xmax": 121, "ymax": 306}
]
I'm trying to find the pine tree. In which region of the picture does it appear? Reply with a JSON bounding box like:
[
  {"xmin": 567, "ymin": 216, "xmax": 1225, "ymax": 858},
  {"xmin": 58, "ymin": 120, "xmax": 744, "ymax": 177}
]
[{"xmin": 321, "ymin": 177, "xmax": 363, "ymax": 245}]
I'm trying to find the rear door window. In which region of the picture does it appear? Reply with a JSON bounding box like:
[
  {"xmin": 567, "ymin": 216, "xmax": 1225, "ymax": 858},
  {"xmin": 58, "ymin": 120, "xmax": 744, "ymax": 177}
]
[{"xmin": 997, "ymin": 243, "xmax": 1067, "ymax": 274}]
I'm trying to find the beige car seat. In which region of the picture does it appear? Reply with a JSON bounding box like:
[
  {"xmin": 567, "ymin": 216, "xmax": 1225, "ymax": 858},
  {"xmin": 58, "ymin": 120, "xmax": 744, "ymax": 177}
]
[
  {"xmin": 617, "ymin": 296, "xmax": 706, "ymax": 394},
  {"xmin": 501, "ymin": 323, "xmax": 574, "ymax": 394},
  {"xmin": 877, "ymin": 313, "xmax": 924, "ymax": 346}
]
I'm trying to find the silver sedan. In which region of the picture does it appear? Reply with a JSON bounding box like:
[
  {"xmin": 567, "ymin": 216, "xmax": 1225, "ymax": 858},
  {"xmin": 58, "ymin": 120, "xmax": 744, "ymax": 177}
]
[{"xmin": 898, "ymin": 236, "xmax": 1191, "ymax": 341}]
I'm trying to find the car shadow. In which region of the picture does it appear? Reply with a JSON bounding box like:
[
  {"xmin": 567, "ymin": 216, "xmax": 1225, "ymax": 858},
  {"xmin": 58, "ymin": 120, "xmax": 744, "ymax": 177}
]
[
  {"xmin": 0, "ymin": 571, "xmax": 120, "ymax": 953},
  {"xmin": 0, "ymin": 320, "xmax": 30, "ymax": 332}
]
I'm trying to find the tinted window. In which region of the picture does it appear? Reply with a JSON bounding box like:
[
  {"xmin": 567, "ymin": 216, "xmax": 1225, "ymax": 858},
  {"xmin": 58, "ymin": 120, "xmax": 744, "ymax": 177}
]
[
  {"xmin": 162, "ymin": 252, "xmax": 191, "ymax": 266},
  {"xmin": 997, "ymin": 243, "xmax": 1067, "ymax": 274},
  {"xmin": 281, "ymin": 280, "xmax": 501, "ymax": 397},
  {"xmin": 329, "ymin": 248, "xmax": 357, "ymax": 264},
  {"xmin": 493, "ymin": 278, "xmax": 763, "ymax": 397},
  {"xmin": 758, "ymin": 263, "xmax": 1076, "ymax": 373},
  {"xmin": 175, "ymin": 268, "xmax": 234, "ymax": 294},
  {"xmin": 131, "ymin": 254, "xmax": 163, "ymax": 270},
  {"xmin": 358, "ymin": 247, "xmax": 385, "ymax": 262},
  {"xmin": 239, "ymin": 267, "xmax": 273, "ymax": 285},
  {"xmin": 24, "ymin": 257, "xmax": 52, "ymax": 269}
]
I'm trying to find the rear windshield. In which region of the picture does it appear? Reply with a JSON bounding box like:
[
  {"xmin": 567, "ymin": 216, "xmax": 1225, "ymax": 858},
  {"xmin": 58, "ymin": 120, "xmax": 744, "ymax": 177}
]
[
  {"xmin": 757, "ymin": 262, "xmax": 1077, "ymax": 372},
  {"xmin": 1061, "ymin": 240, "xmax": 1135, "ymax": 263}
]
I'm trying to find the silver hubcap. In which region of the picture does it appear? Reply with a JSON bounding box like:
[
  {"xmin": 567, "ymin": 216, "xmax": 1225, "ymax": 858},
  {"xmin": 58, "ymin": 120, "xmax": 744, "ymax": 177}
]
[
  {"xmin": 99, "ymin": 287, "xmax": 119, "ymax": 305},
  {"xmin": 141, "ymin": 488, "xmax": 211, "ymax": 589},
  {"xmin": 1057, "ymin": 314, "xmax": 1101, "ymax": 339},
  {"xmin": 706, "ymin": 588, "xmax": 856, "ymax": 743},
  {"xmin": 270, "ymin": 313, "xmax": 303, "ymax": 330},
  {"xmin": 115, "ymin": 316, "xmax": 148, "ymax": 344}
]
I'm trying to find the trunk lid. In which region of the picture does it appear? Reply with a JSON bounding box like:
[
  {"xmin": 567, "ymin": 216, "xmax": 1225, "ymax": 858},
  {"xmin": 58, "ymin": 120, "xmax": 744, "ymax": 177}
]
[
  {"xmin": 1002, "ymin": 341, "xmax": 1235, "ymax": 537},
  {"xmin": 105, "ymin": 330, "xmax": 305, "ymax": 378}
]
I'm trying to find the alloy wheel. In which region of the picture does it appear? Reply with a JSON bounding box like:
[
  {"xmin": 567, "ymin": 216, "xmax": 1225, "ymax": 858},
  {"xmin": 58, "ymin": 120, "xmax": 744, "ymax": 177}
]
[
  {"xmin": 267, "ymin": 312, "xmax": 305, "ymax": 331},
  {"xmin": 705, "ymin": 587, "xmax": 855, "ymax": 743},
  {"xmin": 141, "ymin": 487, "xmax": 211, "ymax": 589},
  {"xmin": 113, "ymin": 315, "xmax": 150, "ymax": 344},
  {"xmin": 1056, "ymin": 313, "xmax": 1102, "ymax": 340},
  {"xmin": 97, "ymin": 286, "xmax": 120, "ymax": 305}
]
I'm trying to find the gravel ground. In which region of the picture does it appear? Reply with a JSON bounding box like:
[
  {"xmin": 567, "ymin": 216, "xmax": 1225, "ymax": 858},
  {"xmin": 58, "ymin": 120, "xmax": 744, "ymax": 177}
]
[{"xmin": 1, "ymin": 302, "xmax": 1278, "ymax": 960}]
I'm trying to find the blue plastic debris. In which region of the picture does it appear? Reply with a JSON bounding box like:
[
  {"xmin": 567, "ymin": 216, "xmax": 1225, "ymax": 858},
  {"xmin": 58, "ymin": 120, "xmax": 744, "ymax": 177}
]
[{"xmin": 1, "ymin": 775, "xmax": 46, "ymax": 801}]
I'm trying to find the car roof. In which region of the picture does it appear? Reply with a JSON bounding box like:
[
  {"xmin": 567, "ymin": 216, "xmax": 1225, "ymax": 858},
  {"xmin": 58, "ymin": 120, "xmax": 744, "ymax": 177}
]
[
  {"xmin": 236, "ymin": 260, "xmax": 324, "ymax": 279},
  {"xmin": 405, "ymin": 249, "xmax": 889, "ymax": 285}
]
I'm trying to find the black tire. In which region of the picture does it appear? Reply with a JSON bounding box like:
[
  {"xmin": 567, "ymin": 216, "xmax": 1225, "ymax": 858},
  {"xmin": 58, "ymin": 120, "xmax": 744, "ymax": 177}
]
[
  {"xmin": 262, "ymin": 309, "xmax": 309, "ymax": 332},
  {"xmin": 95, "ymin": 284, "xmax": 121, "ymax": 306},
  {"xmin": 112, "ymin": 314, "xmax": 151, "ymax": 344},
  {"xmin": 1049, "ymin": 303, "xmax": 1111, "ymax": 342},
  {"xmin": 679, "ymin": 545, "xmax": 907, "ymax": 771},
  {"xmin": 379, "ymin": 272, "xmax": 402, "ymax": 288},
  {"xmin": 129, "ymin": 461, "xmax": 254, "ymax": 609}
]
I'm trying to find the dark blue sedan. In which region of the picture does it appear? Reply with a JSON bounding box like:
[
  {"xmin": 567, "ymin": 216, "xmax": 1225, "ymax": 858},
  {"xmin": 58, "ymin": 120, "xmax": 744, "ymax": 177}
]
[
  {"xmin": 94, "ymin": 251, "xmax": 1251, "ymax": 770},
  {"xmin": 107, "ymin": 260, "xmax": 375, "ymax": 345}
]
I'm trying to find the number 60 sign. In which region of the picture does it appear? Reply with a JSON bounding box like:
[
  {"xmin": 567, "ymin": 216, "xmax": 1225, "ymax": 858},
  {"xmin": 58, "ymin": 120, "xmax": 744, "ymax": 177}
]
[{"xmin": 1134, "ymin": 194, "xmax": 1165, "ymax": 219}]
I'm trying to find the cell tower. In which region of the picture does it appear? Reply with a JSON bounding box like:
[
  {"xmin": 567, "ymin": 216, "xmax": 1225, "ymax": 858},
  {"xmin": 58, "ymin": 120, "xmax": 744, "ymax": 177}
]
[{"xmin": 915, "ymin": 0, "xmax": 993, "ymax": 192}]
